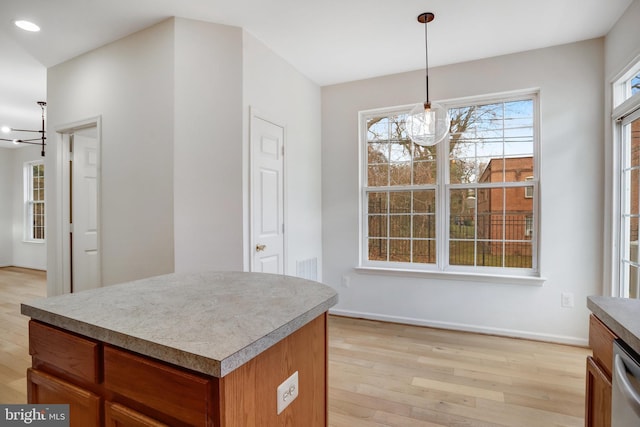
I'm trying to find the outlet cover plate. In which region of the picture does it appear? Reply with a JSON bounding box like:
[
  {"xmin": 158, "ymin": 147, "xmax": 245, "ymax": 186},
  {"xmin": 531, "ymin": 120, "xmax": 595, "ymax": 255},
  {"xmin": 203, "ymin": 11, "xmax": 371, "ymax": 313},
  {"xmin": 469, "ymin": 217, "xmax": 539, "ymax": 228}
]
[
  {"xmin": 277, "ymin": 371, "xmax": 299, "ymax": 415},
  {"xmin": 561, "ymin": 292, "xmax": 574, "ymax": 308}
]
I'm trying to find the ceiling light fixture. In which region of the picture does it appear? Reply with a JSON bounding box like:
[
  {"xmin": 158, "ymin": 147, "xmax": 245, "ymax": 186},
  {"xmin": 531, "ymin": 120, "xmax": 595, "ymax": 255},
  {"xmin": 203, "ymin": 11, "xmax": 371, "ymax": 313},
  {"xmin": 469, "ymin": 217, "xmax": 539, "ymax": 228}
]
[
  {"xmin": 0, "ymin": 101, "xmax": 47, "ymax": 156},
  {"xmin": 14, "ymin": 20, "xmax": 41, "ymax": 32},
  {"xmin": 405, "ymin": 12, "xmax": 450, "ymax": 146},
  {"xmin": 1, "ymin": 126, "xmax": 10, "ymax": 133}
]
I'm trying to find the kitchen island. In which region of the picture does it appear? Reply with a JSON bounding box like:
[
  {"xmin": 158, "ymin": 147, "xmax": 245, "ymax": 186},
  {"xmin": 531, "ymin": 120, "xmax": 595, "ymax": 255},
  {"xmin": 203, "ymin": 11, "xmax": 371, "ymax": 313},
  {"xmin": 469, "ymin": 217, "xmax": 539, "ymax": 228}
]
[{"xmin": 21, "ymin": 271, "xmax": 338, "ymax": 427}]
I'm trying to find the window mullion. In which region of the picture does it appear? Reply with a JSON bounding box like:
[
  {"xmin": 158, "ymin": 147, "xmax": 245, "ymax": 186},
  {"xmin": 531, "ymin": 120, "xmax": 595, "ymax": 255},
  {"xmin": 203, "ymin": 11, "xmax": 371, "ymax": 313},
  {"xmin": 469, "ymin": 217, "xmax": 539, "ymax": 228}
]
[{"xmin": 438, "ymin": 132, "xmax": 448, "ymax": 270}]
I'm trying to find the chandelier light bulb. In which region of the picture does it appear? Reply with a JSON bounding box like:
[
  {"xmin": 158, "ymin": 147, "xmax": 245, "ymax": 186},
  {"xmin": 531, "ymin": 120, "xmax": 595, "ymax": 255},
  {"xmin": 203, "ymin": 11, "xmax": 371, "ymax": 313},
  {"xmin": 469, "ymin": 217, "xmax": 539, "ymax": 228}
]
[{"xmin": 406, "ymin": 102, "xmax": 450, "ymax": 146}]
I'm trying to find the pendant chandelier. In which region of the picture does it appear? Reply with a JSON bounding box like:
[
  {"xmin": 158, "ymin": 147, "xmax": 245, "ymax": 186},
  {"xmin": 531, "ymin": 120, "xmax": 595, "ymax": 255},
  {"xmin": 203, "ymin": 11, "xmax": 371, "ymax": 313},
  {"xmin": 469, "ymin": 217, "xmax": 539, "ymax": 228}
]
[
  {"xmin": 406, "ymin": 12, "xmax": 450, "ymax": 146},
  {"xmin": 1, "ymin": 101, "xmax": 47, "ymax": 157}
]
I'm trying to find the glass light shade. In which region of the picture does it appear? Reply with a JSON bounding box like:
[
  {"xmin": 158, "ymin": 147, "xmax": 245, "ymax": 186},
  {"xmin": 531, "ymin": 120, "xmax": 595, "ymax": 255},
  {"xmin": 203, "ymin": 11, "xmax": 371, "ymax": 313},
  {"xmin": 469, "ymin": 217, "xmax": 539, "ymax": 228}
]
[{"xmin": 406, "ymin": 102, "xmax": 450, "ymax": 146}]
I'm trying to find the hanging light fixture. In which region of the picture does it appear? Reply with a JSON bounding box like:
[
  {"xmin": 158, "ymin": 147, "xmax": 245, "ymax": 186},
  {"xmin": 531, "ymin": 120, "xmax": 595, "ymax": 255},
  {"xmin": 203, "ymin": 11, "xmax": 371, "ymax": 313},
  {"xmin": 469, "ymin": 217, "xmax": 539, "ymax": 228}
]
[
  {"xmin": 0, "ymin": 101, "xmax": 47, "ymax": 156},
  {"xmin": 406, "ymin": 12, "xmax": 450, "ymax": 146}
]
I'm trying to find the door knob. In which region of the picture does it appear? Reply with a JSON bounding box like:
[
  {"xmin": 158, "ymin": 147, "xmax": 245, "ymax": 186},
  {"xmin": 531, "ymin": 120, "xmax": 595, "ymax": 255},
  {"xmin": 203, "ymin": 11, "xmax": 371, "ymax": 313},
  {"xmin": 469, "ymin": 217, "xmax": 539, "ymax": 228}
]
[{"xmin": 256, "ymin": 244, "xmax": 266, "ymax": 252}]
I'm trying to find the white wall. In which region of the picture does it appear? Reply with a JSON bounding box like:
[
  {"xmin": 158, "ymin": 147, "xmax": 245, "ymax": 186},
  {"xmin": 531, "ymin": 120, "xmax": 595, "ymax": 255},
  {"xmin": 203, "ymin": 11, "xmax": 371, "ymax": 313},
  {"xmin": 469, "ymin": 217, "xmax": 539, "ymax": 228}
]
[
  {"xmin": 0, "ymin": 146, "xmax": 47, "ymax": 269},
  {"xmin": 0, "ymin": 148, "xmax": 12, "ymax": 266},
  {"xmin": 322, "ymin": 39, "xmax": 604, "ymax": 345},
  {"xmin": 12, "ymin": 146, "xmax": 46, "ymax": 270},
  {"xmin": 47, "ymin": 19, "xmax": 175, "ymax": 293},
  {"xmin": 46, "ymin": 17, "xmax": 324, "ymax": 293},
  {"xmin": 603, "ymin": 0, "xmax": 640, "ymax": 293},
  {"xmin": 173, "ymin": 18, "xmax": 244, "ymax": 272},
  {"xmin": 242, "ymin": 32, "xmax": 323, "ymax": 278},
  {"xmin": 605, "ymin": 0, "xmax": 640, "ymax": 78}
]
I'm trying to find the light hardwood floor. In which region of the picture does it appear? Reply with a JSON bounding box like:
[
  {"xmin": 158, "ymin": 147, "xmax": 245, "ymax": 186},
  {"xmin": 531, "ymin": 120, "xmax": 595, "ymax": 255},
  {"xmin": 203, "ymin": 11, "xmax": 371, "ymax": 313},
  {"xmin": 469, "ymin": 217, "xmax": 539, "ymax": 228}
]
[
  {"xmin": 0, "ymin": 268, "xmax": 591, "ymax": 426},
  {"xmin": 328, "ymin": 316, "xmax": 591, "ymax": 427},
  {"xmin": 0, "ymin": 266, "xmax": 46, "ymax": 404}
]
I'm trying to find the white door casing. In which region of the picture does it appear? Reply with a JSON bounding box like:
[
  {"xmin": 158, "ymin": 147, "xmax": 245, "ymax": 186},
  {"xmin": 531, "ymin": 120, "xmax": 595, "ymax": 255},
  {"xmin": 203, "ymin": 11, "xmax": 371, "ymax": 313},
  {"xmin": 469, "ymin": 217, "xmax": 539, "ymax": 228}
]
[
  {"xmin": 250, "ymin": 114, "xmax": 285, "ymax": 274},
  {"xmin": 71, "ymin": 133, "xmax": 100, "ymax": 292}
]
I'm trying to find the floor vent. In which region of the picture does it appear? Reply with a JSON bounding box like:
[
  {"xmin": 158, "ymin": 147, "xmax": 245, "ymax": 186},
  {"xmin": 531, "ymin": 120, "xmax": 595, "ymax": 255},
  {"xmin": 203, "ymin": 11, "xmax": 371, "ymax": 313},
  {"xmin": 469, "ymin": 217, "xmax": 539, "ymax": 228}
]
[{"xmin": 296, "ymin": 258, "xmax": 318, "ymax": 281}]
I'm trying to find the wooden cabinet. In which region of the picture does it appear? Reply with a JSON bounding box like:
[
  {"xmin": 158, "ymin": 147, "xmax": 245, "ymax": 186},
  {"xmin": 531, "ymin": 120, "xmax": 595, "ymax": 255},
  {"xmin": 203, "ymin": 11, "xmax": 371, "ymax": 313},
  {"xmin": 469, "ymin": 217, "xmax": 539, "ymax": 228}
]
[
  {"xmin": 104, "ymin": 345, "xmax": 215, "ymax": 426},
  {"xmin": 27, "ymin": 313, "xmax": 328, "ymax": 427},
  {"xmin": 105, "ymin": 402, "xmax": 169, "ymax": 427},
  {"xmin": 28, "ymin": 321, "xmax": 102, "ymax": 427},
  {"xmin": 585, "ymin": 314, "xmax": 616, "ymax": 427},
  {"xmin": 585, "ymin": 356, "xmax": 611, "ymax": 427},
  {"xmin": 29, "ymin": 321, "xmax": 101, "ymax": 383},
  {"xmin": 28, "ymin": 369, "xmax": 101, "ymax": 427},
  {"xmin": 27, "ymin": 320, "xmax": 220, "ymax": 426}
]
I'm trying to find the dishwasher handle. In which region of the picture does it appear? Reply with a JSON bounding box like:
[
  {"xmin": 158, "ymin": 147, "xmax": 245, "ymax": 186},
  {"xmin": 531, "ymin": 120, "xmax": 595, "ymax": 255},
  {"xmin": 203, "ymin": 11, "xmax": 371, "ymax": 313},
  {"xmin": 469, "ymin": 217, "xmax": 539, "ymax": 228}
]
[{"xmin": 614, "ymin": 353, "xmax": 640, "ymax": 418}]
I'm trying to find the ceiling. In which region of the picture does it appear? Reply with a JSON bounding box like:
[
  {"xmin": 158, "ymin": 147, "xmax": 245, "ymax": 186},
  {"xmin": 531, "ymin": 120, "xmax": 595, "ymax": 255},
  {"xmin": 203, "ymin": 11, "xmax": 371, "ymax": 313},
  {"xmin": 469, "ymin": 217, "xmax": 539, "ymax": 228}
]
[{"xmin": 0, "ymin": 0, "xmax": 633, "ymax": 149}]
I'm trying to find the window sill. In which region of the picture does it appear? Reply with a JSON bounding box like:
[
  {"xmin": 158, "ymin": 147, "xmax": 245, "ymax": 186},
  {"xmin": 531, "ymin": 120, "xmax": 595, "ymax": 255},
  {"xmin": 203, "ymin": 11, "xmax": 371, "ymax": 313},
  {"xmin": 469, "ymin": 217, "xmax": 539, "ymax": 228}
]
[
  {"xmin": 354, "ymin": 266, "xmax": 546, "ymax": 286},
  {"xmin": 22, "ymin": 240, "xmax": 45, "ymax": 244}
]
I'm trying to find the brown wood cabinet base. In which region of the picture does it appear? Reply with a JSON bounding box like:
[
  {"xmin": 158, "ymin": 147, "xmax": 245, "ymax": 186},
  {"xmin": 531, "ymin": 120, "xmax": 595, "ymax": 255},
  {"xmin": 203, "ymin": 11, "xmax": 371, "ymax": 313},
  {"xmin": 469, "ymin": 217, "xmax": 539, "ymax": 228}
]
[
  {"xmin": 585, "ymin": 314, "xmax": 615, "ymax": 427},
  {"xmin": 27, "ymin": 314, "xmax": 328, "ymax": 427}
]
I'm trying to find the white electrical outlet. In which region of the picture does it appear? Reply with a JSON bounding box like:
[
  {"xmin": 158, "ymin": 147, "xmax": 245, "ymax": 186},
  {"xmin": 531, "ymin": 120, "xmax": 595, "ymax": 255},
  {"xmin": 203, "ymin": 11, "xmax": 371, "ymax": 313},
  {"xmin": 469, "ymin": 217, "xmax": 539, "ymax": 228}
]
[
  {"xmin": 341, "ymin": 275, "xmax": 350, "ymax": 288},
  {"xmin": 277, "ymin": 371, "xmax": 299, "ymax": 415},
  {"xmin": 561, "ymin": 292, "xmax": 575, "ymax": 308}
]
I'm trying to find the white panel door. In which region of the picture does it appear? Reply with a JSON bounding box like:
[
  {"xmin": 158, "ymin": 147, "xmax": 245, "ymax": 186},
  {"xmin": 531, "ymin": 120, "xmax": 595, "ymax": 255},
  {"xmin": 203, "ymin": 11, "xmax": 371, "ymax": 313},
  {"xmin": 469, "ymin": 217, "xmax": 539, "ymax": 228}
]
[
  {"xmin": 72, "ymin": 134, "xmax": 100, "ymax": 292},
  {"xmin": 251, "ymin": 116, "xmax": 284, "ymax": 274}
]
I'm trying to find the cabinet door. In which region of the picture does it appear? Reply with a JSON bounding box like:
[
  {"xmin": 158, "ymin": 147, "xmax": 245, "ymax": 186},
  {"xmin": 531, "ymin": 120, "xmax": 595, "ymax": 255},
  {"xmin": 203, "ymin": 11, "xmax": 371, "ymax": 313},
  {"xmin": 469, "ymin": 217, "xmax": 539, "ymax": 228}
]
[
  {"xmin": 105, "ymin": 402, "xmax": 169, "ymax": 427},
  {"xmin": 589, "ymin": 315, "xmax": 616, "ymax": 377},
  {"xmin": 585, "ymin": 356, "xmax": 612, "ymax": 427},
  {"xmin": 104, "ymin": 346, "xmax": 214, "ymax": 426},
  {"xmin": 29, "ymin": 321, "xmax": 101, "ymax": 384},
  {"xmin": 28, "ymin": 368, "xmax": 101, "ymax": 427}
]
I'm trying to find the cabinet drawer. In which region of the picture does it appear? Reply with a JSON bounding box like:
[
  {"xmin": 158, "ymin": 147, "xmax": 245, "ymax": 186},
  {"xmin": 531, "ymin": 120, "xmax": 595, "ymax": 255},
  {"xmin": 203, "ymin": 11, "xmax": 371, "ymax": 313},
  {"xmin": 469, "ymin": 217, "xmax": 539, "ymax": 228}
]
[
  {"xmin": 29, "ymin": 321, "xmax": 100, "ymax": 383},
  {"xmin": 104, "ymin": 346, "xmax": 215, "ymax": 426},
  {"xmin": 589, "ymin": 314, "xmax": 617, "ymax": 377},
  {"xmin": 105, "ymin": 402, "xmax": 169, "ymax": 427},
  {"xmin": 28, "ymin": 368, "xmax": 101, "ymax": 427}
]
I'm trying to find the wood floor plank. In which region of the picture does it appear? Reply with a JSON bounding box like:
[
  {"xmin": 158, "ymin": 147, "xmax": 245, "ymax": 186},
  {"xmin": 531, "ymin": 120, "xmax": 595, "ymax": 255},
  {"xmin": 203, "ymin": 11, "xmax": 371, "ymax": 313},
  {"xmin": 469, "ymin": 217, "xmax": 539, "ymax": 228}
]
[{"xmin": 411, "ymin": 377, "xmax": 505, "ymax": 402}]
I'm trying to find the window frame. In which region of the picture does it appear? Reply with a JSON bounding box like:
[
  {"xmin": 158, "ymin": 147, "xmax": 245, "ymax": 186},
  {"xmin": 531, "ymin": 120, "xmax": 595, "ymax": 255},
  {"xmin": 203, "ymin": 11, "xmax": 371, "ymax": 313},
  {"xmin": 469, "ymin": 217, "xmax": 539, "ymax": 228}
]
[
  {"xmin": 611, "ymin": 57, "xmax": 640, "ymax": 298},
  {"xmin": 358, "ymin": 90, "xmax": 541, "ymax": 282},
  {"xmin": 614, "ymin": 102, "xmax": 640, "ymax": 298},
  {"xmin": 24, "ymin": 160, "xmax": 45, "ymax": 242},
  {"xmin": 614, "ymin": 59, "xmax": 640, "ymax": 109}
]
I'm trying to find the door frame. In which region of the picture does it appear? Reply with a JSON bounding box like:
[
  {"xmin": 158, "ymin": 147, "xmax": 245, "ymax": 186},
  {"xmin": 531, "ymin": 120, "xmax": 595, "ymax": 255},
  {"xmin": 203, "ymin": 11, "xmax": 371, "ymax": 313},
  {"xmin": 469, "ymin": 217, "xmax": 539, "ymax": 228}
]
[
  {"xmin": 248, "ymin": 108, "xmax": 287, "ymax": 273},
  {"xmin": 51, "ymin": 116, "xmax": 102, "ymax": 295}
]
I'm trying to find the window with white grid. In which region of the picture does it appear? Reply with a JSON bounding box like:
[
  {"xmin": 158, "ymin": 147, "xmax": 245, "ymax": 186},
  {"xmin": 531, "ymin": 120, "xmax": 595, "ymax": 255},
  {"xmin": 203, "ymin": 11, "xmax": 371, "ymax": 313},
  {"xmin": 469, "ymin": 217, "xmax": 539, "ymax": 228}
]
[
  {"xmin": 25, "ymin": 161, "xmax": 45, "ymax": 241},
  {"xmin": 360, "ymin": 92, "xmax": 539, "ymax": 276}
]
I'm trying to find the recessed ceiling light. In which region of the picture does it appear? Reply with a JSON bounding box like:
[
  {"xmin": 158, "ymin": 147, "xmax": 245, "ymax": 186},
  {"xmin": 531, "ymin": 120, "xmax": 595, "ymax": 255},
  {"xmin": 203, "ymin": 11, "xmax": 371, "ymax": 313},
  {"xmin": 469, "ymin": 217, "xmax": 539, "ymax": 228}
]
[
  {"xmin": 14, "ymin": 20, "xmax": 40, "ymax": 32},
  {"xmin": 1, "ymin": 126, "xmax": 10, "ymax": 133}
]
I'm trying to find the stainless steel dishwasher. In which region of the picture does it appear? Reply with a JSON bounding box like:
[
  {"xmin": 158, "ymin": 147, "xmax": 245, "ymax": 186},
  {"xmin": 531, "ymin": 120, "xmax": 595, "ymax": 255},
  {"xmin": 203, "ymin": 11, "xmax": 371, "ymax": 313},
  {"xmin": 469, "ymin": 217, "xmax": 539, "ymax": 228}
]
[{"xmin": 612, "ymin": 340, "xmax": 640, "ymax": 426}]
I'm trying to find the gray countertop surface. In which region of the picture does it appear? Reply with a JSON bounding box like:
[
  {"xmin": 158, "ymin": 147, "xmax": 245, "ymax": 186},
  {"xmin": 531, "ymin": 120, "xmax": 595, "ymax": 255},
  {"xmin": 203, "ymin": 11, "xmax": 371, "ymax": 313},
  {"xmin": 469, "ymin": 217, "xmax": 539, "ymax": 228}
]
[
  {"xmin": 21, "ymin": 271, "xmax": 338, "ymax": 378},
  {"xmin": 587, "ymin": 296, "xmax": 640, "ymax": 355}
]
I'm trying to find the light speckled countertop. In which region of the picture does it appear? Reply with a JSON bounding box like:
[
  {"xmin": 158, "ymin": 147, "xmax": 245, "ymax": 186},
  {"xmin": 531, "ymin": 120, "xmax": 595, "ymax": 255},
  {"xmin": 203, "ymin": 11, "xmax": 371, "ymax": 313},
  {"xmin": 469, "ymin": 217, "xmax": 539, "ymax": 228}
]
[
  {"xmin": 21, "ymin": 271, "xmax": 338, "ymax": 378},
  {"xmin": 587, "ymin": 296, "xmax": 640, "ymax": 355}
]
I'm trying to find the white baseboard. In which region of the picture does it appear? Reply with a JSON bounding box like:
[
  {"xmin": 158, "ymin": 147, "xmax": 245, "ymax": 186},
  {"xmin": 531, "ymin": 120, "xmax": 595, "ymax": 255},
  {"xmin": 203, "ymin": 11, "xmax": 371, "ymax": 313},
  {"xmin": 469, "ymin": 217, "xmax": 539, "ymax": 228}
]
[
  {"xmin": 329, "ymin": 308, "xmax": 589, "ymax": 347},
  {"xmin": 9, "ymin": 264, "xmax": 47, "ymax": 272}
]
